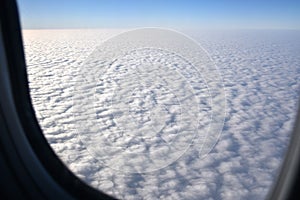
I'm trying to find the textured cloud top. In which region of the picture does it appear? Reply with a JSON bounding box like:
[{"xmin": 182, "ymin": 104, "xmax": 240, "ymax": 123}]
[{"xmin": 23, "ymin": 29, "xmax": 300, "ymax": 200}]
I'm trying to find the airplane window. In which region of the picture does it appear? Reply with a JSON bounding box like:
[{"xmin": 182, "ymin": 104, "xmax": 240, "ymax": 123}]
[{"xmin": 16, "ymin": 0, "xmax": 300, "ymax": 199}]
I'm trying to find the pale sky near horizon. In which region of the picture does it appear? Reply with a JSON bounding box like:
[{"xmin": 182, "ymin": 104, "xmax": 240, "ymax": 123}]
[{"xmin": 17, "ymin": 0, "xmax": 300, "ymax": 30}]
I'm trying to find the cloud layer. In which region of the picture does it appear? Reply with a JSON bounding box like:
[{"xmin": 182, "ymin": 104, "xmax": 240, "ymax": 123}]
[{"xmin": 23, "ymin": 29, "xmax": 300, "ymax": 199}]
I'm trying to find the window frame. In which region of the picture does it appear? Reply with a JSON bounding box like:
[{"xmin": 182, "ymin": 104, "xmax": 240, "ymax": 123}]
[{"xmin": 0, "ymin": 0, "xmax": 114, "ymax": 199}]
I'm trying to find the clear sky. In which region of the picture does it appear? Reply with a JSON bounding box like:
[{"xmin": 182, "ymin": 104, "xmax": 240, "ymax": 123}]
[{"xmin": 17, "ymin": 0, "xmax": 300, "ymax": 30}]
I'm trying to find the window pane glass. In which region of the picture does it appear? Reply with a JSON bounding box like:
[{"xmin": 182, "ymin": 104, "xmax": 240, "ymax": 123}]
[{"xmin": 17, "ymin": 0, "xmax": 300, "ymax": 199}]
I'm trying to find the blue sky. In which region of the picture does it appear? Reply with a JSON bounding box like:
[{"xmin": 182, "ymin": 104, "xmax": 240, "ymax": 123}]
[{"xmin": 17, "ymin": 0, "xmax": 300, "ymax": 29}]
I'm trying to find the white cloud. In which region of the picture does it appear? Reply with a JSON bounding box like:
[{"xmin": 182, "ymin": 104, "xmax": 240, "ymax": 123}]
[{"xmin": 23, "ymin": 29, "xmax": 300, "ymax": 199}]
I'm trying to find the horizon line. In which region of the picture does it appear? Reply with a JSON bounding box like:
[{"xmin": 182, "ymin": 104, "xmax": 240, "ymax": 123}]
[{"xmin": 21, "ymin": 27, "xmax": 300, "ymax": 31}]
